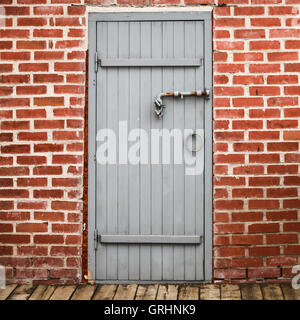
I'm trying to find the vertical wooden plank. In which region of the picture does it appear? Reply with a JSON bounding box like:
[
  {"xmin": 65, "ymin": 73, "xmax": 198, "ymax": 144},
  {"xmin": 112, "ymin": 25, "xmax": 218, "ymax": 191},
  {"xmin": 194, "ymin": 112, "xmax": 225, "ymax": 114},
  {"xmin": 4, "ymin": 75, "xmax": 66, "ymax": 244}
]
[
  {"xmin": 199, "ymin": 284, "xmax": 221, "ymax": 300},
  {"xmin": 184, "ymin": 20, "xmax": 197, "ymax": 281},
  {"xmin": 173, "ymin": 21, "xmax": 185, "ymax": 281},
  {"xmin": 113, "ymin": 284, "xmax": 137, "ymax": 300},
  {"xmin": 281, "ymin": 284, "xmax": 300, "ymax": 300},
  {"xmin": 0, "ymin": 284, "xmax": 17, "ymax": 300},
  {"xmin": 156, "ymin": 284, "xmax": 179, "ymax": 300},
  {"xmin": 240, "ymin": 284, "xmax": 263, "ymax": 300},
  {"xmin": 93, "ymin": 285, "xmax": 118, "ymax": 300},
  {"xmin": 194, "ymin": 20, "xmax": 205, "ymax": 281},
  {"xmin": 178, "ymin": 285, "xmax": 199, "ymax": 300},
  {"xmin": 106, "ymin": 21, "xmax": 119, "ymax": 280},
  {"xmin": 96, "ymin": 21, "xmax": 108, "ymax": 280},
  {"xmin": 140, "ymin": 21, "xmax": 152, "ymax": 281},
  {"xmin": 162, "ymin": 21, "xmax": 174, "ymax": 280},
  {"xmin": 29, "ymin": 285, "xmax": 56, "ymax": 300},
  {"xmin": 135, "ymin": 284, "xmax": 158, "ymax": 300},
  {"xmin": 8, "ymin": 284, "xmax": 35, "ymax": 300},
  {"xmin": 117, "ymin": 21, "xmax": 130, "ymax": 281},
  {"xmin": 261, "ymin": 284, "xmax": 284, "ymax": 300},
  {"xmin": 128, "ymin": 21, "xmax": 141, "ymax": 280},
  {"xmin": 221, "ymin": 284, "xmax": 242, "ymax": 300},
  {"xmin": 49, "ymin": 285, "xmax": 77, "ymax": 300},
  {"xmin": 150, "ymin": 21, "xmax": 163, "ymax": 280}
]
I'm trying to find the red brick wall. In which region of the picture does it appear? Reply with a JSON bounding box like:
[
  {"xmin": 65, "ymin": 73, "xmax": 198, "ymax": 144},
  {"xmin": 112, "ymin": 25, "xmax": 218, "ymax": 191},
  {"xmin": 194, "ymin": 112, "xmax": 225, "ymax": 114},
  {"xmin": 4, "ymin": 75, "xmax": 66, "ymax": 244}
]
[{"xmin": 0, "ymin": 0, "xmax": 299, "ymax": 284}]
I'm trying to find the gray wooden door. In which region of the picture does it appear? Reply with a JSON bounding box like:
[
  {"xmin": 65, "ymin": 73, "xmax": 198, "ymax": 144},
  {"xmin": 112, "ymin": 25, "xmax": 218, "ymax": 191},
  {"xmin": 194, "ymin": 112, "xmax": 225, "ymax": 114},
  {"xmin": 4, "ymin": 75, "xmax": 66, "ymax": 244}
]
[{"xmin": 88, "ymin": 12, "xmax": 212, "ymax": 282}]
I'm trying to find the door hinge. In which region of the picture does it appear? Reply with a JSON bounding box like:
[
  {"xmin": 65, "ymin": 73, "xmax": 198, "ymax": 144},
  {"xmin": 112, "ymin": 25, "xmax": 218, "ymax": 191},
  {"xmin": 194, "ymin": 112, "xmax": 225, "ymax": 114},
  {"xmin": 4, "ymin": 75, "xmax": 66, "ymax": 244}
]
[
  {"xmin": 95, "ymin": 51, "xmax": 99, "ymax": 73},
  {"xmin": 94, "ymin": 229, "xmax": 99, "ymax": 250}
]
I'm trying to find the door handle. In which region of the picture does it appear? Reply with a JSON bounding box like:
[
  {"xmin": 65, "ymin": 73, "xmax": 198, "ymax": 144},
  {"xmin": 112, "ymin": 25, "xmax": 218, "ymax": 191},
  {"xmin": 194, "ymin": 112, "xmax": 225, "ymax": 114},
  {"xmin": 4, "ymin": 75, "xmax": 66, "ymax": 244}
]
[
  {"xmin": 185, "ymin": 132, "xmax": 203, "ymax": 153},
  {"xmin": 154, "ymin": 89, "xmax": 210, "ymax": 119}
]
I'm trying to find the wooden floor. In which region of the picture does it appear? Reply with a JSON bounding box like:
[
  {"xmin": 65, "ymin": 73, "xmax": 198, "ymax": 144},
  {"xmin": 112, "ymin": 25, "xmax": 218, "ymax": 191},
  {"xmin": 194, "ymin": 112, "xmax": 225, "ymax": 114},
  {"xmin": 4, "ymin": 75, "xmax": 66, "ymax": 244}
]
[{"xmin": 0, "ymin": 283, "xmax": 299, "ymax": 300}]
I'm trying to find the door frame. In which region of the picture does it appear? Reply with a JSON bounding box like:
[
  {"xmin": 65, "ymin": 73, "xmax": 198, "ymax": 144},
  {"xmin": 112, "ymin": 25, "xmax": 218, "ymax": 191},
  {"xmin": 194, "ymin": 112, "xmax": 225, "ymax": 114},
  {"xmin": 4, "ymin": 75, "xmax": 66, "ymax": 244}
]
[{"xmin": 88, "ymin": 11, "xmax": 213, "ymax": 283}]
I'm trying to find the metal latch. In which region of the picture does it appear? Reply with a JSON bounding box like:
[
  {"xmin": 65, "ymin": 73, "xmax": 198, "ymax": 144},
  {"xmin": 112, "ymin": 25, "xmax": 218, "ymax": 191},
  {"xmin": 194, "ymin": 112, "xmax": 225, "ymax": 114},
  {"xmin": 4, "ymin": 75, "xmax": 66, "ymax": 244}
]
[{"xmin": 154, "ymin": 89, "xmax": 210, "ymax": 119}]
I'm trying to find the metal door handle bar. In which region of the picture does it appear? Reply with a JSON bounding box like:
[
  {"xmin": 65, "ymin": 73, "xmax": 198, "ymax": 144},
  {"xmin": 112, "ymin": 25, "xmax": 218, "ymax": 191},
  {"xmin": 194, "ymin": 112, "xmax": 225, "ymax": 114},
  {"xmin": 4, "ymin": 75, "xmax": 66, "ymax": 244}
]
[{"xmin": 154, "ymin": 89, "xmax": 210, "ymax": 119}]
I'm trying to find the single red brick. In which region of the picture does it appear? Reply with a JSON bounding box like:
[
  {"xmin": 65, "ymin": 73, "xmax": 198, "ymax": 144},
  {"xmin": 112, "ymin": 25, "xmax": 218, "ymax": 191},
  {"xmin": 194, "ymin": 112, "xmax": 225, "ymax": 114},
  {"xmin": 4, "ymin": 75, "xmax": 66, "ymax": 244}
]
[
  {"xmin": 17, "ymin": 156, "xmax": 47, "ymax": 165},
  {"xmin": 33, "ymin": 257, "xmax": 64, "ymax": 267},
  {"xmin": 214, "ymin": 200, "xmax": 244, "ymax": 210},
  {"xmin": 285, "ymin": 153, "xmax": 300, "ymax": 163},
  {"xmin": 233, "ymin": 165, "xmax": 264, "ymax": 175},
  {"xmin": 233, "ymin": 120, "xmax": 263, "ymax": 129},
  {"xmin": 214, "ymin": 177, "xmax": 245, "ymax": 186},
  {"xmin": 16, "ymin": 85, "xmax": 46, "ymax": 95},
  {"xmin": 268, "ymin": 119, "xmax": 298, "ymax": 129},
  {"xmin": 234, "ymin": 29, "xmax": 265, "ymax": 39},
  {"xmin": 215, "ymin": 131, "xmax": 244, "ymax": 141},
  {"xmin": 234, "ymin": 52, "xmax": 263, "ymax": 61},
  {"xmin": 269, "ymin": 97, "xmax": 298, "ymax": 106},
  {"xmin": 267, "ymin": 233, "xmax": 298, "ymax": 244},
  {"xmin": 266, "ymin": 210, "xmax": 298, "ymax": 221},
  {"xmin": 248, "ymin": 268, "xmax": 280, "ymax": 278},
  {"xmin": 215, "ymin": 41, "xmax": 244, "ymax": 51},
  {"xmin": 33, "ymin": 29, "xmax": 63, "ymax": 38},
  {"xmin": 0, "ymin": 211, "xmax": 29, "ymax": 220},
  {"xmin": 214, "ymin": 154, "xmax": 245, "ymax": 163},
  {"xmin": 232, "ymin": 211, "xmax": 263, "ymax": 222},
  {"xmin": 284, "ymin": 199, "xmax": 300, "ymax": 209},
  {"xmin": 34, "ymin": 235, "xmax": 64, "ymax": 244},
  {"xmin": 17, "ymin": 177, "xmax": 47, "ymax": 187},
  {"xmin": 267, "ymin": 256, "xmax": 298, "ymax": 267},
  {"xmin": 34, "ymin": 97, "xmax": 64, "ymax": 106},
  {"xmin": 232, "ymin": 188, "xmax": 263, "ymax": 198},
  {"xmin": 249, "ymin": 63, "xmax": 281, "ymax": 73},
  {"xmin": 33, "ymin": 166, "xmax": 62, "ymax": 175},
  {"xmin": 18, "ymin": 132, "xmax": 47, "ymax": 141},
  {"xmin": 232, "ymin": 235, "xmax": 263, "ymax": 245},
  {"xmin": 215, "ymin": 247, "xmax": 245, "ymax": 257},
  {"xmin": 33, "ymin": 189, "xmax": 63, "ymax": 199},
  {"xmin": 34, "ymin": 120, "xmax": 64, "ymax": 129},
  {"xmin": 268, "ymin": 52, "xmax": 298, "ymax": 61},
  {"xmin": 16, "ymin": 109, "xmax": 46, "ymax": 118},
  {"xmin": 16, "ymin": 223, "xmax": 48, "ymax": 233},
  {"xmin": 1, "ymin": 75, "xmax": 30, "ymax": 84},
  {"xmin": 269, "ymin": 6, "xmax": 299, "ymax": 15},
  {"xmin": 267, "ymin": 75, "xmax": 298, "ymax": 84},
  {"xmin": 1, "ymin": 145, "xmax": 30, "ymax": 154},
  {"xmin": 268, "ymin": 165, "xmax": 298, "ymax": 174},
  {"xmin": 17, "ymin": 201, "xmax": 47, "ymax": 210},
  {"xmin": 18, "ymin": 18, "xmax": 47, "ymax": 27},
  {"xmin": 249, "ymin": 200, "xmax": 280, "ymax": 209},
  {"xmin": 251, "ymin": 18, "xmax": 281, "ymax": 27},
  {"xmin": 0, "ymin": 234, "xmax": 30, "ymax": 244},
  {"xmin": 0, "ymin": 29, "xmax": 29, "ymax": 38},
  {"xmin": 268, "ymin": 142, "xmax": 298, "ymax": 152},
  {"xmin": 285, "ymin": 63, "xmax": 300, "ymax": 72},
  {"xmin": 215, "ymin": 64, "xmax": 244, "ymax": 73},
  {"xmin": 19, "ymin": 63, "xmax": 48, "ymax": 72},
  {"xmin": 250, "ymin": 40, "xmax": 280, "ymax": 50},
  {"xmin": 34, "ymin": 211, "xmax": 64, "ymax": 222},
  {"xmin": 51, "ymin": 201, "xmax": 81, "ymax": 211}
]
